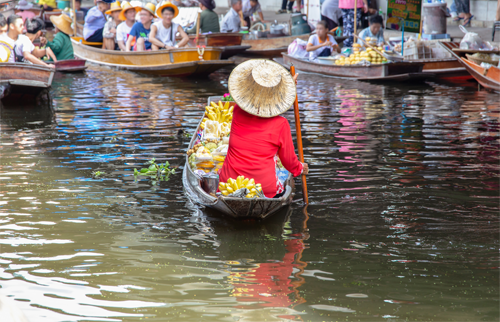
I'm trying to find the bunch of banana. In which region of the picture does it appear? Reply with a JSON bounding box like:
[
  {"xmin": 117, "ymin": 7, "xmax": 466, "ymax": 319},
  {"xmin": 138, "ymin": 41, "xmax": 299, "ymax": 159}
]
[
  {"xmin": 200, "ymin": 101, "xmax": 234, "ymax": 130},
  {"xmin": 219, "ymin": 176, "xmax": 262, "ymax": 198}
]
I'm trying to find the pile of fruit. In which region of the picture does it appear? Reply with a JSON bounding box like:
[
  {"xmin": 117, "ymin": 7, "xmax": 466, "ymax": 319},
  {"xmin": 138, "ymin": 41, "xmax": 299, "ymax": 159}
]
[
  {"xmin": 336, "ymin": 43, "xmax": 388, "ymax": 65},
  {"xmin": 219, "ymin": 176, "xmax": 263, "ymax": 198},
  {"xmin": 200, "ymin": 101, "xmax": 234, "ymax": 132}
]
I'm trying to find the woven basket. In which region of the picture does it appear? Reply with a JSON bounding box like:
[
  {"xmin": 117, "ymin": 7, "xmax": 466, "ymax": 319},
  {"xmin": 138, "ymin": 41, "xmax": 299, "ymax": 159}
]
[{"xmin": 466, "ymin": 54, "xmax": 498, "ymax": 65}]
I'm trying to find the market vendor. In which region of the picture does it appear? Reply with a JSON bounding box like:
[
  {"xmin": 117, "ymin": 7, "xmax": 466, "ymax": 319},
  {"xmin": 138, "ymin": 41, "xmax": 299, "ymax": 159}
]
[
  {"xmin": 219, "ymin": 59, "xmax": 309, "ymax": 198},
  {"xmin": 357, "ymin": 15, "xmax": 385, "ymax": 46},
  {"xmin": 45, "ymin": 13, "xmax": 74, "ymax": 61},
  {"xmin": 186, "ymin": 0, "xmax": 220, "ymax": 34},
  {"xmin": 306, "ymin": 21, "xmax": 340, "ymax": 60}
]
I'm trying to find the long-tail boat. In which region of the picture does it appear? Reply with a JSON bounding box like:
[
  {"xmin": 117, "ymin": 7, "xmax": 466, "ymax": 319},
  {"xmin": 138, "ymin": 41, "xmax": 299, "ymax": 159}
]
[
  {"xmin": 0, "ymin": 63, "xmax": 54, "ymax": 104},
  {"xmin": 54, "ymin": 58, "xmax": 87, "ymax": 72},
  {"xmin": 277, "ymin": 53, "xmax": 432, "ymax": 81},
  {"xmin": 71, "ymin": 38, "xmax": 233, "ymax": 77},
  {"xmin": 183, "ymin": 96, "xmax": 296, "ymax": 220}
]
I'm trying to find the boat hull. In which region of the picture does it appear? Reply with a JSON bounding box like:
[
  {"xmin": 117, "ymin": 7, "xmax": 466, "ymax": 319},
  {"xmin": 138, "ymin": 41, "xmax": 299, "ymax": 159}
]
[
  {"xmin": 71, "ymin": 39, "xmax": 233, "ymax": 76},
  {"xmin": 241, "ymin": 34, "xmax": 310, "ymax": 57},
  {"xmin": 281, "ymin": 53, "xmax": 428, "ymax": 81},
  {"xmin": 0, "ymin": 63, "xmax": 54, "ymax": 105},
  {"xmin": 182, "ymin": 96, "xmax": 296, "ymax": 220},
  {"xmin": 55, "ymin": 59, "xmax": 88, "ymax": 72}
]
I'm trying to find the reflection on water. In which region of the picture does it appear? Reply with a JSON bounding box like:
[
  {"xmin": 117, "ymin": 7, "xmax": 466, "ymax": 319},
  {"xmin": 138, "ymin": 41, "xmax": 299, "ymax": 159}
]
[{"xmin": 0, "ymin": 67, "xmax": 498, "ymax": 321}]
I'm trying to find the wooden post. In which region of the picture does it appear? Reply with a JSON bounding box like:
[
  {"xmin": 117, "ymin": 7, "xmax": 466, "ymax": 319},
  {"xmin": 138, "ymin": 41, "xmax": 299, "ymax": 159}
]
[
  {"xmin": 354, "ymin": 0, "xmax": 358, "ymax": 36},
  {"xmin": 290, "ymin": 65, "xmax": 309, "ymax": 204},
  {"xmin": 72, "ymin": 0, "xmax": 77, "ymax": 36},
  {"xmin": 195, "ymin": 11, "xmax": 201, "ymax": 46}
]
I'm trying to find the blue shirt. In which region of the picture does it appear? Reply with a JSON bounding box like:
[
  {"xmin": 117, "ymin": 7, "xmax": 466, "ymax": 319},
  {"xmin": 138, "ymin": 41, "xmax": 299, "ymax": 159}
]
[
  {"xmin": 221, "ymin": 7, "xmax": 240, "ymax": 33},
  {"xmin": 129, "ymin": 22, "xmax": 152, "ymax": 50},
  {"xmin": 83, "ymin": 6, "xmax": 107, "ymax": 40},
  {"xmin": 357, "ymin": 27, "xmax": 385, "ymax": 45}
]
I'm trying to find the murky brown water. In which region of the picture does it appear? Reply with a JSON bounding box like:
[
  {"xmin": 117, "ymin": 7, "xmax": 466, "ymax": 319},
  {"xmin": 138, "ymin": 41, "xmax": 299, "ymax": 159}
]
[{"xmin": 0, "ymin": 66, "xmax": 498, "ymax": 322}]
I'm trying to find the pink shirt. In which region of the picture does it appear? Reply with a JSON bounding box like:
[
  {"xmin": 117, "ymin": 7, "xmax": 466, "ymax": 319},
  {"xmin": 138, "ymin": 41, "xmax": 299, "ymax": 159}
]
[
  {"xmin": 18, "ymin": 10, "xmax": 36, "ymax": 23},
  {"xmin": 339, "ymin": 0, "xmax": 364, "ymax": 9}
]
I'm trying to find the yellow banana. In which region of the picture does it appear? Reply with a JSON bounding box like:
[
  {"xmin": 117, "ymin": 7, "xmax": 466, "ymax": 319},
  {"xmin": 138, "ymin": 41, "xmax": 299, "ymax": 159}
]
[
  {"xmin": 226, "ymin": 186, "xmax": 234, "ymax": 194},
  {"xmin": 224, "ymin": 102, "xmax": 229, "ymax": 110},
  {"xmin": 200, "ymin": 123, "xmax": 205, "ymax": 130},
  {"xmin": 219, "ymin": 101, "xmax": 223, "ymax": 110},
  {"xmin": 211, "ymin": 102, "xmax": 218, "ymax": 109},
  {"xmin": 250, "ymin": 188, "xmax": 257, "ymax": 193},
  {"xmin": 219, "ymin": 182, "xmax": 226, "ymax": 189},
  {"xmin": 242, "ymin": 178, "xmax": 249, "ymax": 186},
  {"xmin": 236, "ymin": 176, "xmax": 242, "ymax": 188},
  {"xmin": 248, "ymin": 178, "xmax": 255, "ymax": 185},
  {"xmin": 245, "ymin": 184, "xmax": 254, "ymax": 190},
  {"xmin": 228, "ymin": 106, "xmax": 234, "ymax": 114},
  {"xmin": 221, "ymin": 190, "xmax": 228, "ymax": 196}
]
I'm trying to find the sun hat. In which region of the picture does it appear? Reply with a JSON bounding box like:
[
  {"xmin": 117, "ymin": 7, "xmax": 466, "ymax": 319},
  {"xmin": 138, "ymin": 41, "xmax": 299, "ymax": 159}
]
[
  {"xmin": 119, "ymin": 1, "xmax": 140, "ymax": 21},
  {"xmin": 50, "ymin": 13, "xmax": 73, "ymax": 36},
  {"xmin": 15, "ymin": 0, "xmax": 33, "ymax": 10},
  {"xmin": 228, "ymin": 59, "xmax": 296, "ymax": 118},
  {"xmin": 105, "ymin": 1, "xmax": 122, "ymax": 15},
  {"xmin": 199, "ymin": 0, "xmax": 216, "ymax": 10},
  {"xmin": 140, "ymin": 2, "xmax": 157, "ymax": 18},
  {"xmin": 156, "ymin": 1, "xmax": 179, "ymax": 19}
]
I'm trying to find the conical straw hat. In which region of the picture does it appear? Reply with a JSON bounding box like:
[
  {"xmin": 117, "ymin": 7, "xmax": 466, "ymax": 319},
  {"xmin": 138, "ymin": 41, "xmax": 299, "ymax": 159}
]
[
  {"xmin": 105, "ymin": 1, "xmax": 122, "ymax": 15},
  {"xmin": 228, "ymin": 59, "xmax": 296, "ymax": 118},
  {"xmin": 156, "ymin": 1, "xmax": 179, "ymax": 18},
  {"xmin": 119, "ymin": 1, "xmax": 140, "ymax": 21},
  {"xmin": 50, "ymin": 13, "xmax": 73, "ymax": 36}
]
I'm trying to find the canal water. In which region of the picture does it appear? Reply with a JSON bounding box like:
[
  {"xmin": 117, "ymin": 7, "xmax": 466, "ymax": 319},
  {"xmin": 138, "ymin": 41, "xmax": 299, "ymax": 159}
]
[{"xmin": 0, "ymin": 67, "xmax": 498, "ymax": 322}]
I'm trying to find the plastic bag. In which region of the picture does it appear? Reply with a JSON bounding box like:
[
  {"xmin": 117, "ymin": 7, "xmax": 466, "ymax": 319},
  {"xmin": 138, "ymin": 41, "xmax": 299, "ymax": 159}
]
[
  {"xmin": 459, "ymin": 25, "xmax": 494, "ymax": 50},
  {"xmin": 288, "ymin": 38, "xmax": 308, "ymax": 59}
]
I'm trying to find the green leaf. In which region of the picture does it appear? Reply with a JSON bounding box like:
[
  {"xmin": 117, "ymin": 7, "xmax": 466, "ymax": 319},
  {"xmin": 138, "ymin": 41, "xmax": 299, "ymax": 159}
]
[
  {"xmin": 134, "ymin": 168, "xmax": 139, "ymax": 175},
  {"xmin": 140, "ymin": 168, "xmax": 149, "ymax": 173},
  {"xmin": 148, "ymin": 164, "xmax": 157, "ymax": 171}
]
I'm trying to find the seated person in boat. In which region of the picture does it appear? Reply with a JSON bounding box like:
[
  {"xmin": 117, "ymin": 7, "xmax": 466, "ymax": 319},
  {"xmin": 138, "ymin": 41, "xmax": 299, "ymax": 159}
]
[
  {"xmin": 126, "ymin": 3, "xmax": 156, "ymax": 51},
  {"xmin": 0, "ymin": 15, "xmax": 55, "ymax": 67},
  {"xmin": 221, "ymin": 0, "xmax": 243, "ymax": 33},
  {"xmin": 150, "ymin": 2, "xmax": 189, "ymax": 50},
  {"xmin": 219, "ymin": 60, "xmax": 309, "ymax": 198},
  {"xmin": 116, "ymin": 1, "xmax": 137, "ymax": 51},
  {"xmin": 15, "ymin": 0, "xmax": 36, "ymax": 24},
  {"xmin": 102, "ymin": 1, "xmax": 123, "ymax": 50},
  {"xmin": 241, "ymin": 0, "xmax": 267, "ymax": 28},
  {"xmin": 75, "ymin": 0, "xmax": 89, "ymax": 19},
  {"xmin": 357, "ymin": 15, "xmax": 385, "ymax": 46},
  {"xmin": 43, "ymin": 14, "xmax": 74, "ymax": 61},
  {"xmin": 186, "ymin": 0, "xmax": 220, "ymax": 34},
  {"xmin": 84, "ymin": 0, "xmax": 109, "ymax": 43},
  {"xmin": 38, "ymin": 0, "xmax": 56, "ymax": 11},
  {"xmin": 306, "ymin": 21, "xmax": 339, "ymax": 60}
]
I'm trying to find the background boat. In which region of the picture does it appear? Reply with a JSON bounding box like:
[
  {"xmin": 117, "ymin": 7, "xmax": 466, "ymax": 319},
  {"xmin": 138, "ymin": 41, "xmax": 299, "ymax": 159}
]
[
  {"xmin": 278, "ymin": 53, "xmax": 432, "ymax": 81},
  {"xmin": 183, "ymin": 33, "xmax": 251, "ymax": 59},
  {"xmin": 183, "ymin": 96, "xmax": 296, "ymax": 220},
  {"xmin": 71, "ymin": 39, "xmax": 233, "ymax": 77},
  {"xmin": 54, "ymin": 58, "xmax": 87, "ymax": 72},
  {"xmin": 0, "ymin": 63, "xmax": 54, "ymax": 105}
]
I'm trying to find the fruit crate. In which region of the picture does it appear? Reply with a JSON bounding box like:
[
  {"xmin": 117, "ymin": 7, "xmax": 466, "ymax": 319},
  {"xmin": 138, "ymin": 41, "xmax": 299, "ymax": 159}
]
[{"xmin": 403, "ymin": 41, "xmax": 452, "ymax": 60}]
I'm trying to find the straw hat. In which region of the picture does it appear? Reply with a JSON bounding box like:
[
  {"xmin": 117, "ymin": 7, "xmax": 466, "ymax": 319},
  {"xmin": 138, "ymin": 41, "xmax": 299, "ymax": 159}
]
[
  {"xmin": 0, "ymin": 41, "xmax": 12, "ymax": 63},
  {"xmin": 105, "ymin": 1, "xmax": 122, "ymax": 15},
  {"xmin": 50, "ymin": 13, "xmax": 73, "ymax": 36},
  {"xmin": 15, "ymin": 0, "xmax": 33, "ymax": 10},
  {"xmin": 156, "ymin": 1, "xmax": 179, "ymax": 19},
  {"xmin": 228, "ymin": 59, "xmax": 296, "ymax": 118},
  {"xmin": 140, "ymin": 2, "xmax": 157, "ymax": 18},
  {"xmin": 119, "ymin": 1, "xmax": 140, "ymax": 21}
]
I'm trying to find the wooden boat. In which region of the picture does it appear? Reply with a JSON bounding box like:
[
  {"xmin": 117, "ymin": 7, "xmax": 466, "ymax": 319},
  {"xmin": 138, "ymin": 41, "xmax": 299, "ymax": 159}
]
[
  {"xmin": 0, "ymin": 63, "xmax": 54, "ymax": 104},
  {"xmin": 55, "ymin": 58, "xmax": 87, "ymax": 72},
  {"xmin": 182, "ymin": 96, "xmax": 296, "ymax": 220},
  {"xmin": 183, "ymin": 33, "xmax": 251, "ymax": 59},
  {"xmin": 71, "ymin": 38, "xmax": 233, "ymax": 77},
  {"xmin": 441, "ymin": 42, "xmax": 500, "ymax": 92},
  {"xmin": 402, "ymin": 42, "xmax": 468, "ymax": 78},
  {"xmin": 279, "ymin": 54, "xmax": 432, "ymax": 81}
]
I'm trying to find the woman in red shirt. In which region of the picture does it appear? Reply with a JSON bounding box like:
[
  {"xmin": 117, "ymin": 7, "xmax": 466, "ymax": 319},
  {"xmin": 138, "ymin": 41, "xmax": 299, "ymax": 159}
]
[{"xmin": 219, "ymin": 59, "xmax": 309, "ymax": 198}]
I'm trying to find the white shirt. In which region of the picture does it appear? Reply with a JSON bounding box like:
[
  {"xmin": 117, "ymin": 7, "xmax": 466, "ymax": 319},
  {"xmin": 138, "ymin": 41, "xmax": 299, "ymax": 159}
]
[
  {"xmin": 307, "ymin": 34, "xmax": 337, "ymax": 60},
  {"xmin": 321, "ymin": 0, "xmax": 342, "ymax": 24},
  {"xmin": 152, "ymin": 21, "xmax": 179, "ymax": 47},
  {"xmin": 14, "ymin": 35, "xmax": 35, "ymax": 63},
  {"xmin": 221, "ymin": 7, "xmax": 240, "ymax": 33},
  {"xmin": 0, "ymin": 33, "xmax": 16, "ymax": 63},
  {"xmin": 116, "ymin": 21, "xmax": 133, "ymax": 44}
]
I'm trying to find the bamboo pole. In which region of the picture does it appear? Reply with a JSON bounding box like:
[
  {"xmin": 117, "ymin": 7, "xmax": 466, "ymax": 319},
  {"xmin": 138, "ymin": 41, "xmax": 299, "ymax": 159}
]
[
  {"xmin": 354, "ymin": 0, "xmax": 358, "ymax": 36},
  {"xmin": 195, "ymin": 11, "xmax": 201, "ymax": 46},
  {"xmin": 290, "ymin": 65, "xmax": 309, "ymax": 204},
  {"xmin": 72, "ymin": 0, "xmax": 77, "ymax": 36}
]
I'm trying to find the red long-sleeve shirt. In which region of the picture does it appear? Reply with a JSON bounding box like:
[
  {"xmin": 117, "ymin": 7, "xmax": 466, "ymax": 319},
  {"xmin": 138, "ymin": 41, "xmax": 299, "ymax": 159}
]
[{"xmin": 219, "ymin": 105, "xmax": 303, "ymax": 198}]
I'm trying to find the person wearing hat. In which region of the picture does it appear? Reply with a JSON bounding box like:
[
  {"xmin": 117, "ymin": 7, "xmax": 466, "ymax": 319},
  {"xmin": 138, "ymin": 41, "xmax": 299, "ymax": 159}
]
[
  {"xmin": 44, "ymin": 14, "xmax": 74, "ymax": 61},
  {"xmin": 84, "ymin": 0, "xmax": 110, "ymax": 42},
  {"xmin": 149, "ymin": 1, "xmax": 188, "ymax": 50},
  {"xmin": 116, "ymin": 1, "xmax": 137, "ymax": 51},
  {"xmin": 221, "ymin": 0, "xmax": 243, "ymax": 33},
  {"xmin": 15, "ymin": 0, "xmax": 36, "ymax": 24},
  {"xmin": 218, "ymin": 59, "xmax": 309, "ymax": 198},
  {"xmin": 126, "ymin": 2, "xmax": 156, "ymax": 51},
  {"xmin": 102, "ymin": 1, "xmax": 122, "ymax": 50},
  {"xmin": 186, "ymin": 0, "xmax": 219, "ymax": 34}
]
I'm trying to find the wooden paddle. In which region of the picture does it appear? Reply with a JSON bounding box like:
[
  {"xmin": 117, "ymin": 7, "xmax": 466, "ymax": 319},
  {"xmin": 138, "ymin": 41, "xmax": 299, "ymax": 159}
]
[
  {"xmin": 195, "ymin": 11, "xmax": 201, "ymax": 46},
  {"xmin": 290, "ymin": 65, "xmax": 309, "ymax": 204}
]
